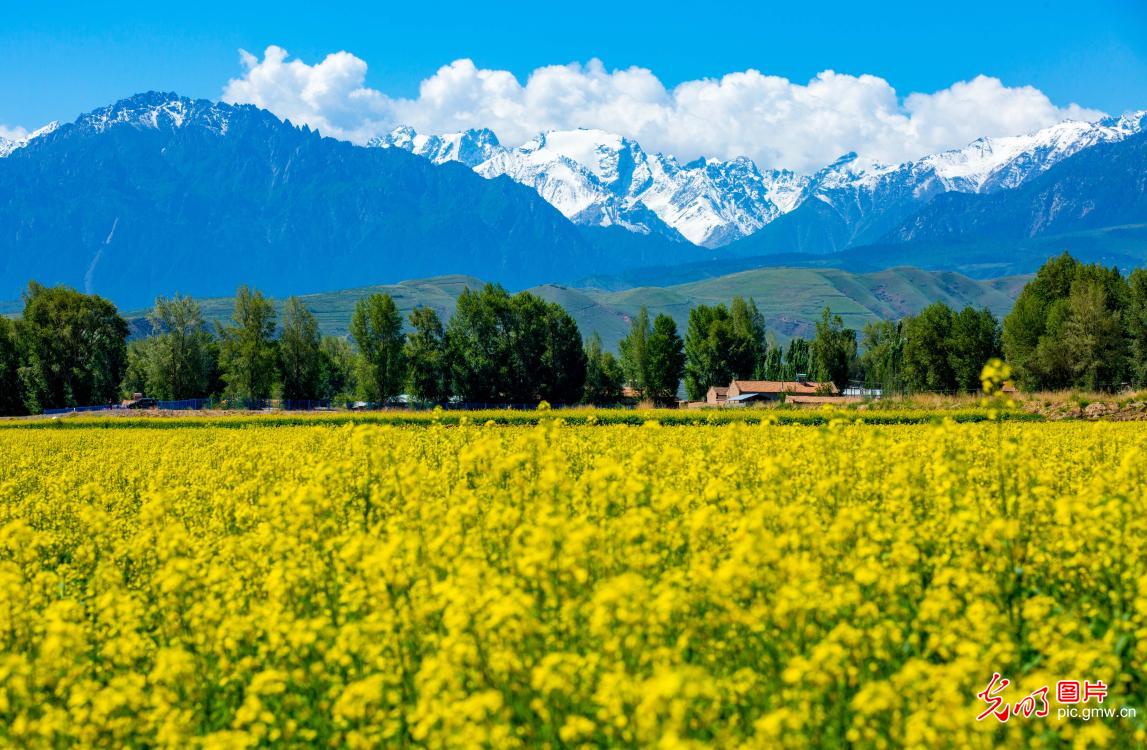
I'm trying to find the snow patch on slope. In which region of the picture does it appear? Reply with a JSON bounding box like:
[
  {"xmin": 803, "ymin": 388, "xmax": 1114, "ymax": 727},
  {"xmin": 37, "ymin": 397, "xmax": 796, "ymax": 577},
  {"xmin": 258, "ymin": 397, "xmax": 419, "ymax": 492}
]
[
  {"xmin": 373, "ymin": 126, "xmax": 809, "ymax": 246},
  {"xmin": 0, "ymin": 121, "xmax": 60, "ymax": 157}
]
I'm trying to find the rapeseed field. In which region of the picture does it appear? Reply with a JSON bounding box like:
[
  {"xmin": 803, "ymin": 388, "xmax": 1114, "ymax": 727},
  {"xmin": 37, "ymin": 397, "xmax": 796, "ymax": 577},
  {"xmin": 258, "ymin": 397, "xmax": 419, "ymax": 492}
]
[{"xmin": 0, "ymin": 417, "xmax": 1144, "ymax": 748}]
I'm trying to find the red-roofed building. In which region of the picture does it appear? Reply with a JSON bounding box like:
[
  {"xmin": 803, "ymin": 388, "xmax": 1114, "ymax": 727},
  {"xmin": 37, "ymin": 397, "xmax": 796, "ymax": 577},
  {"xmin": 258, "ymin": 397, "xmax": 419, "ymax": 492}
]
[{"xmin": 725, "ymin": 377, "xmax": 838, "ymax": 404}]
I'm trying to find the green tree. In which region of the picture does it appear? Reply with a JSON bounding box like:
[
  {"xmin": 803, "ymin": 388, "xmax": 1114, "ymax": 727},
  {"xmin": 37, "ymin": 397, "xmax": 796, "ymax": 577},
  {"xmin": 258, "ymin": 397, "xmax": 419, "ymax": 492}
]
[
  {"xmin": 762, "ymin": 344, "xmax": 785, "ymax": 380},
  {"xmin": 784, "ymin": 338, "xmax": 811, "ymax": 380},
  {"xmin": 728, "ymin": 296, "xmax": 767, "ymax": 379},
  {"xmin": 0, "ymin": 317, "xmax": 24, "ymax": 415},
  {"xmin": 1129, "ymin": 268, "xmax": 1147, "ymax": 385},
  {"xmin": 583, "ymin": 333, "xmax": 624, "ymax": 404},
  {"xmin": 646, "ymin": 314, "xmax": 685, "ymax": 404},
  {"xmin": 142, "ymin": 294, "xmax": 215, "ymax": 399},
  {"xmin": 903, "ymin": 302, "xmax": 956, "ymax": 392},
  {"xmin": 684, "ymin": 304, "xmax": 734, "ymax": 401},
  {"xmin": 17, "ymin": 282, "xmax": 129, "ymax": 412},
  {"xmin": 317, "ymin": 336, "xmax": 357, "ymax": 401},
  {"xmin": 859, "ymin": 320, "xmax": 905, "ymax": 393},
  {"xmin": 444, "ymin": 286, "xmax": 584, "ymax": 404},
  {"xmin": 279, "ymin": 297, "xmax": 322, "ymax": 401},
  {"xmin": 506, "ymin": 293, "xmax": 551, "ymax": 402},
  {"xmin": 1004, "ymin": 253, "xmax": 1131, "ymax": 391},
  {"xmin": 683, "ymin": 297, "xmax": 768, "ymax": 400},
  {"xmin": 619, "ymin": 307, "xmax": 652, "ymax": 398},
  {"xmin": 120, "ymin": 338, "xmax": 151, "ymax": 398},
  {"xmin": 446, "ymin": 285, "xmax": 513, "ymax": 403},
  {"xmin": 538, "ymin": 301, "xmax": 587, "ymax": 404},
  {"xmin": 948, "ymin": 307, "xmax": 1001, "ymax": 392},
  {"xmin": 350, "ymin": 293, "xmax": 406, "ymax": 403},
  {"xmin": 404, "ymin": 306, "xmax": 450, "ymax": 403},
  {"xmin": 217, "ymin": 285, "xmax": 278, "ymax": 402},
  {"xmin": 810, "ymin": 307, "xmax": 856, "ymax": 390},
  {"xmin": 1062, "ymin": 278, "xmax": 1127, "ymax": 391}
]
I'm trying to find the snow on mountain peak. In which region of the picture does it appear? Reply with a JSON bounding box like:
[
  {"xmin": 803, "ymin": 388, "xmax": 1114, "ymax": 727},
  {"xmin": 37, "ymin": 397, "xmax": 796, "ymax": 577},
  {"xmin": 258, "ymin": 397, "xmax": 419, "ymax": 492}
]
[
  {"xmin": 373, "ymin": 108, "xmax": 1144, "ymax": 250},
  {"xmin": 375, "ymin": 125, "xmax": 811, "ymax": 246},
  {"xmin": 75, "ymin": 92, "xmax": 236, "ymax": 137},
  {"xmin": 923, "ymin": 114, "xmax": 1145, "ymax": 191},
  {"xmin": 369, "ymin": 126, "xmax": 500, "ymax": 168},
  {"xmin": 0, "ymin": 120, "xmax": 61, "ymax": 157}
]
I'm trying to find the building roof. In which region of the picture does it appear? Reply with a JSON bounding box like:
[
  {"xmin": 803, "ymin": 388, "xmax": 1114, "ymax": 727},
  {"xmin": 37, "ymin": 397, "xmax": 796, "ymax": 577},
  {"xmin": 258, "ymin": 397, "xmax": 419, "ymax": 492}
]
[
  {"xmin": 708, "ymin": 386, "xmax": 729, "ymax": 396},
  {"xmin": 730, "ymin": 379, "xmax": 838, "ymax": 395}
]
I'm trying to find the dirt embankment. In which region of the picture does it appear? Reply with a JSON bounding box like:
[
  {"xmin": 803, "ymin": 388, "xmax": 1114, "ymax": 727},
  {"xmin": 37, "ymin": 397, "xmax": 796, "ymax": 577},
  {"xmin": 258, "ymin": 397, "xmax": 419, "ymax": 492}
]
[{"xmin": 1027, "ymin": 399, "xmax": 1147, "ymax": 421}]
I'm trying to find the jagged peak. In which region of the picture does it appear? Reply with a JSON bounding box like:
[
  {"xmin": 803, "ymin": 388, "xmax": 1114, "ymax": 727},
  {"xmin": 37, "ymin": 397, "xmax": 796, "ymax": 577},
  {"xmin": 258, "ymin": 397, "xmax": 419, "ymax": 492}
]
[{"xmin": 72, "ymin": 91, "xmax": 247, "ymax": 137}]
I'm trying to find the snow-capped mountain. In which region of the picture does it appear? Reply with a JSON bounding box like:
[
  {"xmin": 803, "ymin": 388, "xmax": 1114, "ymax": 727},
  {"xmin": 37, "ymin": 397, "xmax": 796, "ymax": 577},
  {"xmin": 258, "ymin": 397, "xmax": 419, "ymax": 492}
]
[
  {"xmin": 1, "ymin": 92, "xmax": 242, "ymax": 160},
  {"xmin": 71, "ymin": 91, "xmax": 237, "ymax": 136},
  {"xmin": 923, "ymin": 112, "xmax": 1146, "ymax": 192},
  {"xmin": 376, "ymin": 112, "xmax": 1146, "ymax": 251},
  {"xmin": 371, "ymin": 127, "xmax": 807, "ymax": 246},
  {"xmin": 779, "ymin": 111, "xmax": 1147, "ymax": 249},
  {"xmin": 0, "ymin": 121, "xmax": 60, "ymax": 158},
  {"xmin": 2, "ymin": 91, "xmax": 687, "ymax": 308}
]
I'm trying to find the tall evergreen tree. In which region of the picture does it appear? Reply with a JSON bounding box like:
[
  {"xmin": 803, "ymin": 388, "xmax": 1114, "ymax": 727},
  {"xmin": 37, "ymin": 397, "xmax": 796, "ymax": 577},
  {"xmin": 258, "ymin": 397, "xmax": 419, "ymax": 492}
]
[
  {"xmin": 279, "ymin": 297, "xmax": 322, "ymax": 401},
  {"xmin": 506, "ymin": 293, "xmax": 551, "ymax": 402},
  {"xmin": 350, "ymin": 293, "xmax": 406, "ymax": 403},
  {"xmin": 217, "ymin": 285, "xmax": 278, "ymax": 402},
  {"xmin": 404, "ymin": 306, "xmax": 450, "ymax": 403}
]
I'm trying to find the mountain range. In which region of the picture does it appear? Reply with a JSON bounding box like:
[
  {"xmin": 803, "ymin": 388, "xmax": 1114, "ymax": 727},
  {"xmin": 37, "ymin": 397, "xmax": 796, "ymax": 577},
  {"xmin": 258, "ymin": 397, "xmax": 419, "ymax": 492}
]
[
  {"xmin": 374, "ymin": 112, "xmax": 1147, "ymax": 254},
  {"xmin": 0, "ymin": 93, "xmax": 722, "ymax": 309},
  {"xmin": 1, "ymin": 91, "xmax": 1146, "ymax": 314}
]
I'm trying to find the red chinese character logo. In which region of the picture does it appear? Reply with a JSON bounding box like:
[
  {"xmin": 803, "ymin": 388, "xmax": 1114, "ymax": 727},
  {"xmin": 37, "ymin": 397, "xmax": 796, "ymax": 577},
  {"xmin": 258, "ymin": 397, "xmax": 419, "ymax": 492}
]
[
  {"xmin": 1084, "ymin": 680, "xmax": 1107, "ymax": 704},
  {"xmin": 1057, "ymin": 680, "xmax": 1081, "ymax": 704},
  {"xmin": 1015, "ymin": 686, "xmax": 1050, "ymax": 718},
  {"xmin": 977, "ymin": 672, "xmax": 1012, "ymax": 722}
]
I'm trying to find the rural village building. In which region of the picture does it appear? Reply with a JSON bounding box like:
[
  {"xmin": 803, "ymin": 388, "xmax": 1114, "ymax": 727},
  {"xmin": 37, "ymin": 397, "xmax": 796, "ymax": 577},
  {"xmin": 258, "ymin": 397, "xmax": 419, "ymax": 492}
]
[{"xmin": 716, "ymin": 377, "xmax": 839, "ymax": 405}]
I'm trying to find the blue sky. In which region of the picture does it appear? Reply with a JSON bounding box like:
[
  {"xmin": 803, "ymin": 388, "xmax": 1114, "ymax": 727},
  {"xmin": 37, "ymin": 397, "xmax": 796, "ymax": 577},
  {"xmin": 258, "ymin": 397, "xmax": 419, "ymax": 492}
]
[{"xmin": 3, "ymin": 0, "xmax": 1146, "ymax": 170}]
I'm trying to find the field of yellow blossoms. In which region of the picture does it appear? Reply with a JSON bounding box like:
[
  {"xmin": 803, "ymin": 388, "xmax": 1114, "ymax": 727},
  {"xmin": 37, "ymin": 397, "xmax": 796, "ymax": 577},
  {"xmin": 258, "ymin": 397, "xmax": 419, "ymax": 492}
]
[{"xmin": 1, "ymin": 416, "xmax": 1145, "ymax": 748}]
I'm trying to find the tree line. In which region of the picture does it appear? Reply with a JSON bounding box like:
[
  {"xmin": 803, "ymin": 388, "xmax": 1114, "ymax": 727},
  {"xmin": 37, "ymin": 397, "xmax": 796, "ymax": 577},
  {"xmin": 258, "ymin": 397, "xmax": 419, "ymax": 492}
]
[
  {"xmin": 0, "ymin": 282, "xmax": 594, "ymax": 415},
  {"xmin": 3, "ymin": 253, "xmax": 1146, "ymax": 416}
]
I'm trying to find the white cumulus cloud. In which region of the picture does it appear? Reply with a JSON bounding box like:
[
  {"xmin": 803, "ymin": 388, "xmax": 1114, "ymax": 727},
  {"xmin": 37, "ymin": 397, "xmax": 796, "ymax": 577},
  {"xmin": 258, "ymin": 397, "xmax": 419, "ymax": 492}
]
[
  {"xmin": 0, "ymin": 124, "xmax": 28, "ymax": 141},
  {"xmin": 222, "ymin": 46, "xmax": 1104, "ymax": 173}
]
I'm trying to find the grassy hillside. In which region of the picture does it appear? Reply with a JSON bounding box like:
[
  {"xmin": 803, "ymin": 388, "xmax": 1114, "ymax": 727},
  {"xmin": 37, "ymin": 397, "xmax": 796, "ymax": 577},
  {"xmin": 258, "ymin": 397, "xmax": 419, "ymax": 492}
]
[
  {"xmin": 120, "ymin": 266, "xmax": 1027, "ymax": 352},
  {"xmin": 585, "ymin": 267, "xmax": 1025, "ymax": 343}
]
